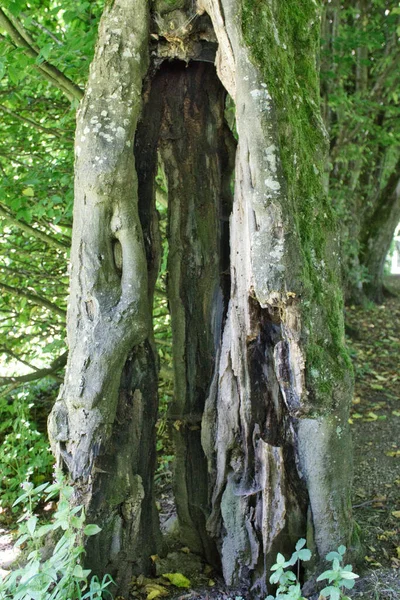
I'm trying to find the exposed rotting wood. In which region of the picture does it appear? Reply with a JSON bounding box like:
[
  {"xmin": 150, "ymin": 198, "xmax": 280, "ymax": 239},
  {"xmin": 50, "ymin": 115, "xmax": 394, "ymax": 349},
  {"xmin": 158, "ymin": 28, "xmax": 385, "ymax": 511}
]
[{"xmin": 157, "ymin": 61, "xmax": 235, "ymax": 563}]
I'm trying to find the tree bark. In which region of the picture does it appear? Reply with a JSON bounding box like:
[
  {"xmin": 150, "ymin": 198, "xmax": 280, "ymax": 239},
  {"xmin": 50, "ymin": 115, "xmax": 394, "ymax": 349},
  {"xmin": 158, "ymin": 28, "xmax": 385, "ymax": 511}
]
[
  {"xmin": 48, "ymin": 0, "xmax": 160, "ymax": 589},
  {"xmin": 49, "ymin": 0, "xmax": 355, "ymax": 594},
  {"xmin": 201, "ymin": 0, "xmax": 354, "ymax": 589},
  {"xmin": 361, "ymin": 168, "xmax": 400, "ymax": 302}
]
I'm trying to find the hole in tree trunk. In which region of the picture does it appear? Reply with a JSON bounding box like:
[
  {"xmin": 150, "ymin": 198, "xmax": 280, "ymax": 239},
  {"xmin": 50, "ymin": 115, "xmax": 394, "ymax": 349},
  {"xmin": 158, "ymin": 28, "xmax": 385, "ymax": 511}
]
[{"xmin": 136, "ymin": 58, "xmax": 236, "ymax": 565}]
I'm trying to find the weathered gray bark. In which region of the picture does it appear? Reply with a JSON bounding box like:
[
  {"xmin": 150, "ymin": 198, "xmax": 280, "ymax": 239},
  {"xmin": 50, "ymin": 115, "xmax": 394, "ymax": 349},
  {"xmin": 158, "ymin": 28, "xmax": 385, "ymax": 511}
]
[
  {"xmin": 49, "ymin": 0, "xmax": 355, "ymax": 594},
  {"xmin": 48, "ymin": 0, "xmax": 160, "ymax": 588},
  {"xmin": 199, "ymin": 0, "xmax": 354, "ymax": 590}
]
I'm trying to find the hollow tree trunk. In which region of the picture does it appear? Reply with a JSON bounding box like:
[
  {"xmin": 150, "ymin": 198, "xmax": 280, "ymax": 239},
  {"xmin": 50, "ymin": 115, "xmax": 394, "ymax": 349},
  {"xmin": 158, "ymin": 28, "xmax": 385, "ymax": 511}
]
[{"xmin": 49, "ymin": 0, "xmax": 355, "ymax": 594}]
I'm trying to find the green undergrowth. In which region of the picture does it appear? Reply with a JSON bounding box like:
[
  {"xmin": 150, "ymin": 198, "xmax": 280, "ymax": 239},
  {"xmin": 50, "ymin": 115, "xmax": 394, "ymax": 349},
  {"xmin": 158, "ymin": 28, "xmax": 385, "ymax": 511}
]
[
  {"xmin": 266, "ymin": 539, "xmax": 358, "ymax": 600},
  {"xmin": 0, "ymin": 382, "xmax": 54, "ymax": 516},
  {"xmin": 0, "ymin": 474, "xmax": 114, "ymax": 600}
]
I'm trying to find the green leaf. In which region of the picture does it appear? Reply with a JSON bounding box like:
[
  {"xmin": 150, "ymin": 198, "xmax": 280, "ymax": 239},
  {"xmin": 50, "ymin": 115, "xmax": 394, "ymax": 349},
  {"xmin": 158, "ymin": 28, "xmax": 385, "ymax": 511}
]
[
  {"xmin": 340, "ymin": 571, "xmax": 359, "ymax": 580},
  {"xmin": 325, "ymin": 551, "xmax": 341, "ymax": 561},
  {"xmin": 337, "ymin": 545, "xmax": 346, "ymax": 556},
  {"xmin": 162, "ymin": 573, "xmax": 191, "ymax": 588},
  {"xmin": 27, "ymin": 515, "xmax": 37, "ymax": 535},
  {"xmin": 317, "ymin": 569, "xmax": 335, "ymax": 582},
  {"xmin": 73, "ymin": 564, "xmax": 85, "ymax": 579},
  {"xmin": 83, "ymin": 524, "xmax": 102, "ymax": 536},
  {"xmin": 0, "ymin": 58, "xmax": 6, "ymax": 80},
  {"xmin": 36, "ymin": 524, "xmax": 54, "ymax": 537},
  {"xmin": 22, "ymin": 188, "xmax": 35, "ymax": 197},
  {"xmin": 341, "ymin": 579, "xmax": 356, "ymax": 590},
  {"xmin": 295, "ymin": 538, "xmax": 306, "ymax": 551},
  {"xmin": 270, "ymin": 570, "xmax": 282, "ymax": 584},
  {"xmin": 321, "ymin": 586, "xmax": 340, "ymax": 600},
  {"xmin": 298, "ymin": 549, "xmax": 311, "ymax": 561}
]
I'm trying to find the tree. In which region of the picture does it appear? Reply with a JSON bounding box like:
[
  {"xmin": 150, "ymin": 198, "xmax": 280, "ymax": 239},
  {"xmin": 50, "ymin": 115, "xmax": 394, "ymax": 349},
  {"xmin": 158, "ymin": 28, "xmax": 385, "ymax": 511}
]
[
  {"xmin": 321, "ymin": 0, "xmax": 400, "ymax": 303},
  {"xmin": 45, "ymin": 0, "xmax": 355, "ymax": 593},
  {"xmin": 1, "ymin": 0, "xmax": 355, "ymax": 594}
]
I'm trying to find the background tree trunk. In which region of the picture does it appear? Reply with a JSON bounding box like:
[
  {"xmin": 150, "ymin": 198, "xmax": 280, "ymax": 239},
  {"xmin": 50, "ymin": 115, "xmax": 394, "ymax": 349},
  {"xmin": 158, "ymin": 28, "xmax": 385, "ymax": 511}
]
[{"xmin": 361, "ymin": 170, "xmax": 400, "ymax": 302}]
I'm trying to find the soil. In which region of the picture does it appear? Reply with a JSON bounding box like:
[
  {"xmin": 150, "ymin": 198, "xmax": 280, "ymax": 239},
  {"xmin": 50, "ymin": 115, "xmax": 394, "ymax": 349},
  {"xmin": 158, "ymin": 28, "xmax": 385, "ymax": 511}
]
[{"xmin": 343, "ymin": 275, "xmax": 400, "ymax": 599}]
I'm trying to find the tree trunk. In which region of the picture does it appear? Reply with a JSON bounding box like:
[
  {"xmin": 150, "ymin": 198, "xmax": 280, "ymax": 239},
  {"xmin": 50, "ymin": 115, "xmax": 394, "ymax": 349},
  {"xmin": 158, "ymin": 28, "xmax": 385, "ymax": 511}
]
[
  {"xmin": 49, "ymin": 0, "xmax": 355, "ymax": 594},
  {"xmin": 361, "ymin": 169, "xmax": 400, "ymax": 303},
  {"xmin": 48, "ymin": 1, "xmax": 160, "ymax": 589}
]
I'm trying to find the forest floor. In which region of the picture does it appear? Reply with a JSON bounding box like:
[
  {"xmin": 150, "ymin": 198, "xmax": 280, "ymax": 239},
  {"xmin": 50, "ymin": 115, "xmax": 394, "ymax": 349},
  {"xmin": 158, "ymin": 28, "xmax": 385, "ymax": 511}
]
[{"xmin": 342, "ymin": 275, "xmax": 400, "ymax": 599}]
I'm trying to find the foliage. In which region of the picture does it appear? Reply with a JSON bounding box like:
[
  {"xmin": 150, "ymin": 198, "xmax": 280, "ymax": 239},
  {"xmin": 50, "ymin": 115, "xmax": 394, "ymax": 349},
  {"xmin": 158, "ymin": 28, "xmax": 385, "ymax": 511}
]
[
  {"xmin": 0, "ymin": 0, "xmax": 104, "ymax": 390},
  {"xmin": 321, "ymin": 0, "xmax": 400, "ymax": 298},
  {"xmin": 316, "ymin": 545, "xmax": 359, "ymax": 600},
  {"xmin": 265, "ymin": 540, "xmax": 358, "ymax": 600},
  {"xmin": 0, "ymin": 382, "xmax": 54, "ymax": 512},
  {"xmin": 0, "ymin": 474, "xmax": 114, "ymax": 600},
  {"xmin": 266, "ymin": 539, "xmax": 311, "ymax": 600}
]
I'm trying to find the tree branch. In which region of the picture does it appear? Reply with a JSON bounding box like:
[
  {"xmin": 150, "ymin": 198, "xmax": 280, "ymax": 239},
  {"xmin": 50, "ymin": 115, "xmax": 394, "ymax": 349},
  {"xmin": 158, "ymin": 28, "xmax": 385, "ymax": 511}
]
[
  {"xmin": 0, "ymin": 347, "xmax": 42, "ymax": 371},
  {"xmin": 0, "ymin": 8, "xmax": 83, "ymax": 102},
  {"xmin": 0, "ymin": 203, "xmax": 69, "ymax": 251},
  {"xmin": 0, "ymin": 350, "xmax": 67, "ymax": 386},
  {"xmin": 0, "ymin": 103, "xmax": 72, "ymax": 140},
  {"xmin": 0, "ymin": 282, "xmax": 66, "ymax": 318},
  {"xmin": 21, "ymin": 13, "xmax": 63, "ymax": 46}
]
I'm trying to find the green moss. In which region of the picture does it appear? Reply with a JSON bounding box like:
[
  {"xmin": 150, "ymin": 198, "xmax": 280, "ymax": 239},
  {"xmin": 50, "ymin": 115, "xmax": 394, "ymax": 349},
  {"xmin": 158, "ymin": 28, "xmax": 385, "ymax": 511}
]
[{"xmin": 240, "ymin": 0, "xmax": 352, "ymax": 407}]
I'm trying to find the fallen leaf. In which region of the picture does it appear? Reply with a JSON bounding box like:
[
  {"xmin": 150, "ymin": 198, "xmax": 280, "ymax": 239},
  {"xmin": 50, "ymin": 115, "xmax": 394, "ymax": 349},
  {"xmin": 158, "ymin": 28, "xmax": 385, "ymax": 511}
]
[
  {"xmin": 391, "ymin": 511, "xmax": 400, "ymax": 518},
  {"xmin": 145, "ymin": 583, "xmax": 169, "ymax": 600},
  {"xmin": 162, "ymin": 573, "xmax": 191, "ymax": 588}
]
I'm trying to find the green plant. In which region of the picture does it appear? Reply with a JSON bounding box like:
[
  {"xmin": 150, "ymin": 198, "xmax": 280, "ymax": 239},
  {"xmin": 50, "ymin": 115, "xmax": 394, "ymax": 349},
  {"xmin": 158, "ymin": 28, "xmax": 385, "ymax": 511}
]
[
  {"xmin": 317, "ymin": 545, "xmax": 359, "ymax": 600},
  {"xmin": 266, "ymin": 539, "xmax": 311, "ymax": 600},
  {"xmin": 266, "ymin": 540, "xmax": 358, "ymax": 600},
  {"xmin": 0, "ymin": 387, "xmax": 54, "ymax": 512},
  {"xmin": 0, "ymin": 473, "xmax": 114, "ymax": 600}
]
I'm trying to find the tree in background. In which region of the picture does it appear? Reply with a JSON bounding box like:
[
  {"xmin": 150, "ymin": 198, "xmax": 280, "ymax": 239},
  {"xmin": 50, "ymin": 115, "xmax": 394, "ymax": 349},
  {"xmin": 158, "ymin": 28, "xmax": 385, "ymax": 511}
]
[{"xmin": 321, "ymin": 0, "xmax": 400, "ymax": 303}]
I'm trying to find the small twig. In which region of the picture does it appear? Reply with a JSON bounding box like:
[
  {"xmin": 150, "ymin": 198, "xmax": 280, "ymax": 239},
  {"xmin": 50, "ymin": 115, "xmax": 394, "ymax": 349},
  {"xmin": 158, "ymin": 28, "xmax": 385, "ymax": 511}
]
[{"xmin": 352, "ymin": 499, "xmax": 386, "ymax": 509}]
